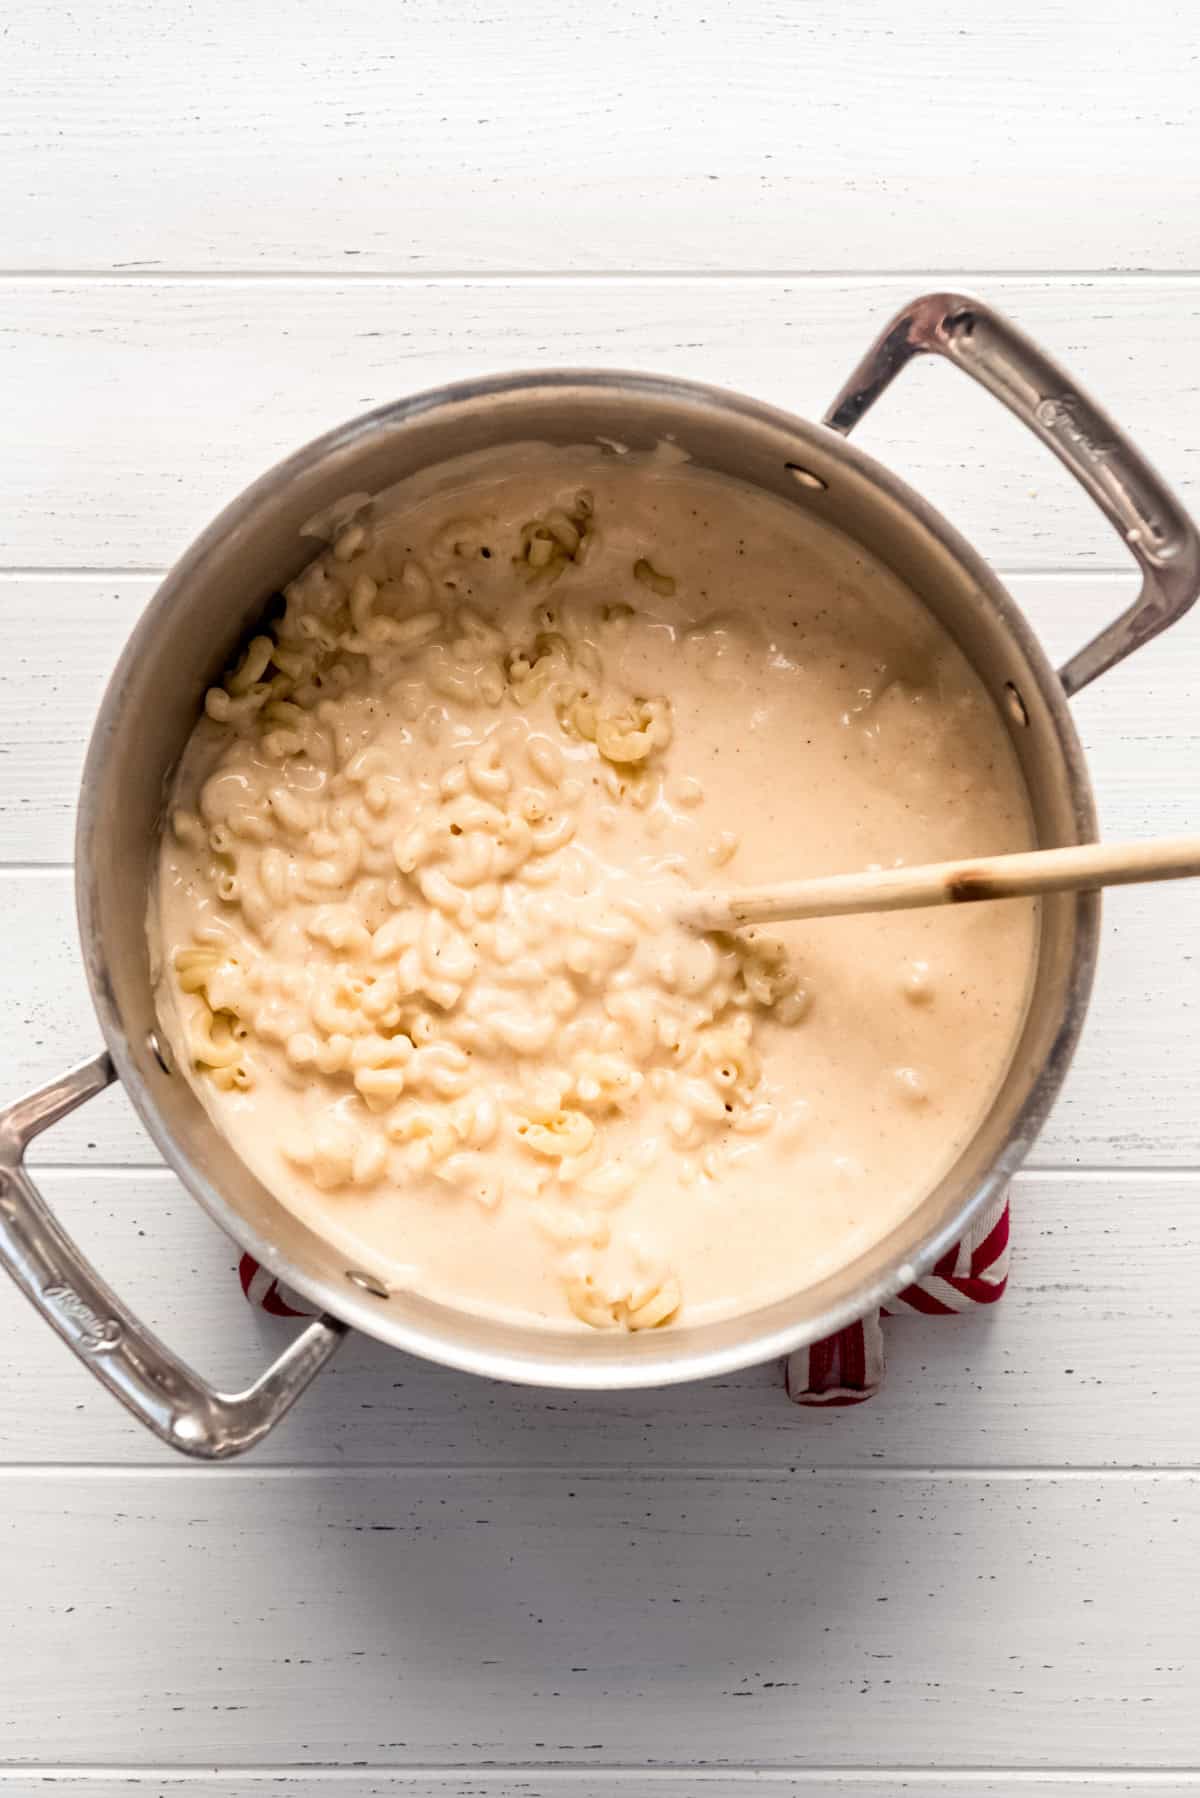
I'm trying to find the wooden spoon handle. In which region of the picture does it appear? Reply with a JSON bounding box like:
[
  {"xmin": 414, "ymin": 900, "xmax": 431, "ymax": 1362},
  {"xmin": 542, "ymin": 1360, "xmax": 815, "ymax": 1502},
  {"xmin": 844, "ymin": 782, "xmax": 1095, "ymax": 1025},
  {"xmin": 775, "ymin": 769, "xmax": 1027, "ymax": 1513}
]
[{"xmin": 679, "ymin": 835, "xmax": 1200, "ymax": 932}]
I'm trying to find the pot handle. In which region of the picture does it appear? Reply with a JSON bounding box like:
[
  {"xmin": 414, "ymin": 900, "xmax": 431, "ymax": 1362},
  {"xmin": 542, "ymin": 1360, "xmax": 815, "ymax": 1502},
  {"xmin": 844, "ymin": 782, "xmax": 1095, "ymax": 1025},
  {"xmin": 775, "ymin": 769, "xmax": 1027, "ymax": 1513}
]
[
  {"xmin": 0, "ymin": 1053, "xmax": 346, "ymax": 1459},
  {"xmin": 824, "ymin": 292, "xmax": 1200, "ymax": 695}
]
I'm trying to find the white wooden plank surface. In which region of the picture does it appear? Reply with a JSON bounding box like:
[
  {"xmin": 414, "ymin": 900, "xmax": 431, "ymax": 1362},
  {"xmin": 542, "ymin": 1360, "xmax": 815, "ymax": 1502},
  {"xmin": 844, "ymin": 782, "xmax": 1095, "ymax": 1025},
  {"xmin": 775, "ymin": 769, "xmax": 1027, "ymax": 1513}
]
[
  {"xmin": 0, "ymin": 1169, "xmax": 1195, "ymax": 1470},
  {"xmin": 14, "ymin": 1782, "xmax": 1200, "ymax": 1796},
  {"xmin": 2, "ymin": 1468, "xmax": 1198, "ymax": 1767},
  {"xmin": 12, "ymin": 1779, "xmax": 1200, "ymax": 1796},
  {"xmin": 0, "ymin": 579, "xmax": 147, "ymax": 862},
  {"xmin": 3, "ymin": 277, "xmax": 1197, "ymax": 573},
  {"xmin": 4, "ymin": 0, "xmax": 1197, "ymax": 275}
]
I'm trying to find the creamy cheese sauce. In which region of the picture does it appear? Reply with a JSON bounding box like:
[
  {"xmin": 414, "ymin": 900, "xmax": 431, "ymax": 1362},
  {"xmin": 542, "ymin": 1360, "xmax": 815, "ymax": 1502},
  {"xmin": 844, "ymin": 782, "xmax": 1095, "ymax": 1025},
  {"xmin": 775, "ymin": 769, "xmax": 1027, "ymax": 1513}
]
[{"xmin": 154, "ymin": 447, "xmax": 1037, "ymax": 1331}]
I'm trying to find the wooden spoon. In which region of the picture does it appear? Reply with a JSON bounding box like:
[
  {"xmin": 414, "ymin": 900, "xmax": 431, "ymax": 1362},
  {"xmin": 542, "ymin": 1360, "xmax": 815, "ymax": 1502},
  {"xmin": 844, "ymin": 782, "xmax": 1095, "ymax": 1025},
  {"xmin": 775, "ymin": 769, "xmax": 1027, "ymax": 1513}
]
[{"xmin": 679, "ymin": 835, "xmax": 1200, "ymax": 933}]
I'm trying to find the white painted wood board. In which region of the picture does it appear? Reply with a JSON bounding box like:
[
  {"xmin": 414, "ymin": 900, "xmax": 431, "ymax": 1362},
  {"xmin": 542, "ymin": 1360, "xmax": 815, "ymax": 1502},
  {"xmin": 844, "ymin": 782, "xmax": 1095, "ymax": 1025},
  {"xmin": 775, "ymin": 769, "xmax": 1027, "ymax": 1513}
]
[
  {"xmin": 11, "ymin": 1778, "xmax": 1200, "ymax": 1795},
  {"xmin": 3, "ymin": 0, "xmax": 1197, "ymax": 274},
  {"xmin": 3, "ymin": 277, "xmax": 1197, "ymax": 574},
  {"xmin": 0, "ymin": 1169, "xmax": 1195, "ymax": 1470},
  {"xmin": 1, "ymin": 1469, "xmax": 1198, "ymax": 1767}
]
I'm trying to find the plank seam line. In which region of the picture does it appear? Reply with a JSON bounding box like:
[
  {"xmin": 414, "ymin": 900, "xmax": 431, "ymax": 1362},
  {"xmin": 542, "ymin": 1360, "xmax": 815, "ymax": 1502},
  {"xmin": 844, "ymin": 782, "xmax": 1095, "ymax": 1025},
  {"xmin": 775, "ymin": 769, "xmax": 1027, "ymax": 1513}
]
[
  {"xmin": 0, "ymin": 267, "xmax": 1196, "ymax": 283},
  {"xmin": 6, "ymin": 1767, "xmax": 1200, "ymax": 1782},
  {"xmin": 0, "ymin": 567, "xmax": 161, "ymax": 580},
  {"xmin": 2, "ymin": 1465, "xmax": 1200, "ymax": 1480}
]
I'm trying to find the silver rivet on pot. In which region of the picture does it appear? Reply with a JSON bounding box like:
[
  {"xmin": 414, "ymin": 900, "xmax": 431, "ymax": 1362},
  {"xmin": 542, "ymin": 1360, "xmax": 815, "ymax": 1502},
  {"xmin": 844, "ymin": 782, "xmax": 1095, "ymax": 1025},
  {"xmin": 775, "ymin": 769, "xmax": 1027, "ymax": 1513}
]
[
  {"xmin": 1003, "ymin": 681, "xmax": 1030, "ymax": 728},
  {"xmin": 147, "ymin": 1030, "xmax": 174, "ymax": 1075},
  {"xmin": 346, "ymin": 1269, "xmax": 390, "ymax": 1299},
  {"xmin": 785, "ymin": 463, "xmax": 828, "ymax": 491}
]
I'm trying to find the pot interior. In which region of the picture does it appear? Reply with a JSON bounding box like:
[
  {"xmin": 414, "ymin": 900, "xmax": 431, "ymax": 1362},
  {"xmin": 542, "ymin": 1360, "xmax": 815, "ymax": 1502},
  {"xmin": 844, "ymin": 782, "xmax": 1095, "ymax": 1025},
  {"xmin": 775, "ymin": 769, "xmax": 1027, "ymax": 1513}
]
[{"xmin": 76, "ymin": 372, "xmax": 1098, "ymax": 1386}]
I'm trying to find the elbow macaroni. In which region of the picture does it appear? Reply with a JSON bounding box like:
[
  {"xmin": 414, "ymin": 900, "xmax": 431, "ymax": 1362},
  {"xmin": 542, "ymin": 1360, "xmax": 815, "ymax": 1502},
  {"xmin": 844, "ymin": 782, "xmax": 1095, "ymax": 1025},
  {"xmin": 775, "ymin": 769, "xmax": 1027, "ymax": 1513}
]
[{"xmin": 158, "ymin": 469, "xmax": 818, "ymax": 1337}]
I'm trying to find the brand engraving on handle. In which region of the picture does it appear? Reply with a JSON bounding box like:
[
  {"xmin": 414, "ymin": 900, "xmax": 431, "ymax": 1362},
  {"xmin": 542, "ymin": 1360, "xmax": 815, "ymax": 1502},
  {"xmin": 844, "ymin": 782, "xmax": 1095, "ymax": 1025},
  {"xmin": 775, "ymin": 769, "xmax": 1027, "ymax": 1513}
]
[
  {"xmin": 43, "ymin": 1284, "xmax": 123, "ymax": 1353},
  {"xmin": 1035, "ymin": 394, "xmax": 1115, "ymax": 463}
]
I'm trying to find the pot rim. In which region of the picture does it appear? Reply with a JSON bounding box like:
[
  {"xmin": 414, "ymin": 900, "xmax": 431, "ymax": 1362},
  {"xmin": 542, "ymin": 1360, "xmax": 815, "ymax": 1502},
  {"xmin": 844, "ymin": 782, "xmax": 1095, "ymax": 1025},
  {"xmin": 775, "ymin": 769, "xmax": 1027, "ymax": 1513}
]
[{"xmin": 76, "ymin": 365, "xmax": 1100, "ymax": 1388}]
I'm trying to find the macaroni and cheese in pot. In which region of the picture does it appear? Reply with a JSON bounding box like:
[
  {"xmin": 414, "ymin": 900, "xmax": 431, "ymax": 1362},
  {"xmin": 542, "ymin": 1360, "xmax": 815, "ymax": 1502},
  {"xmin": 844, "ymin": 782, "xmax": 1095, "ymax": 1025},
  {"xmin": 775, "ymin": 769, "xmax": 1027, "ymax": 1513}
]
[{"xmin": 154, "ymin": 447, "xmax": 1038, "ymax": 1332}]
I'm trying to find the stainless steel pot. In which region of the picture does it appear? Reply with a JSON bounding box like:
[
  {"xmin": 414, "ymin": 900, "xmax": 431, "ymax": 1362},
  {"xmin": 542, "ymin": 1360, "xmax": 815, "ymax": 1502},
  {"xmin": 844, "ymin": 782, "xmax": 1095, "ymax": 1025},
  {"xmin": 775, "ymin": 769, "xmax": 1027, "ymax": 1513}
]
[{"xmin": 2, "ymin": 293, "xmax": 1197, "ymax": 1458}]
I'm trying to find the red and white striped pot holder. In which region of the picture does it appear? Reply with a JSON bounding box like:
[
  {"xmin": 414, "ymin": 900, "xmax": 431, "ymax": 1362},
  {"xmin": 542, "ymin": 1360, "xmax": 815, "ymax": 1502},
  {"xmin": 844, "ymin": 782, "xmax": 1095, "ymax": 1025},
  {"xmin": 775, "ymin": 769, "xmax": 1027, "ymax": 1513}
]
[
  {"xmin": 784, "ymin": 1190, "xmax": 1010, "ymax": 1405},
  {"xmin": 239, "ymin": 1188, "xmax": 1010, "ymax": 1406}
]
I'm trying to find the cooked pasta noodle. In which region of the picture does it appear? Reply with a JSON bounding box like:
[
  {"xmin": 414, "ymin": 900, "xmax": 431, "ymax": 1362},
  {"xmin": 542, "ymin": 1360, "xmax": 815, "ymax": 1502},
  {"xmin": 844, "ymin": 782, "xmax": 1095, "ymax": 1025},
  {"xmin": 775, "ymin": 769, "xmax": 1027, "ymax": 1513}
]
[{"xmin": 155, "ymin": 446, "xmax": 1037, "ymax": 1334}]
